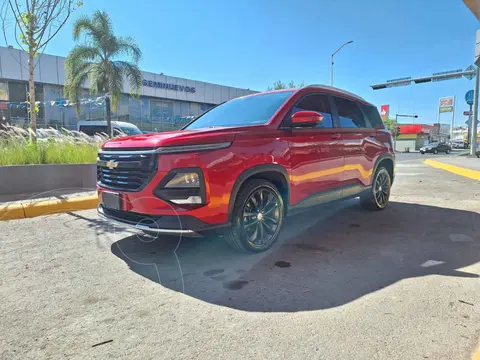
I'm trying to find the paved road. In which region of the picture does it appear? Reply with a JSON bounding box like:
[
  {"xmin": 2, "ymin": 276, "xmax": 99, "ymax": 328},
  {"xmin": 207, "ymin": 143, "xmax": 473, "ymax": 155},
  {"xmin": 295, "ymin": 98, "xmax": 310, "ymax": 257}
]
[{"xmin": 1, "ymin": 158, "xmax": 479, "ymax": 360}]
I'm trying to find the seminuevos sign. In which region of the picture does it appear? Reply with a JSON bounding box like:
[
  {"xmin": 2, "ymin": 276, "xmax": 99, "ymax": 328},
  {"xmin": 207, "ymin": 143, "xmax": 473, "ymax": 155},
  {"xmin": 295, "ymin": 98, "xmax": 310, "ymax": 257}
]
[{"xmin": 143, "ymin": 79, "xmax": 196, "ymax": 93}]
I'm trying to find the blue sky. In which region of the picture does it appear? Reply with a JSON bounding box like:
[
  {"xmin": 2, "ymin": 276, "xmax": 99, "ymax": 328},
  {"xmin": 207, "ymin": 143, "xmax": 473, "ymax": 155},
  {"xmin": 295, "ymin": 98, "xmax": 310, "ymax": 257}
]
[{"xmin": 2, "ymin": 0, "xmax": 479, "ymax": 125}]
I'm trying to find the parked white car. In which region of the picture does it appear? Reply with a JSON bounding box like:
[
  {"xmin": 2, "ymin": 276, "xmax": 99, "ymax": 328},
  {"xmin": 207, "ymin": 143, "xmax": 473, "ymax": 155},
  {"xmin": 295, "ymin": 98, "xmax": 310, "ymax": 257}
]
[{"xmin": 77, "ymin": 121, "xmax": 142, "ymax": 137}]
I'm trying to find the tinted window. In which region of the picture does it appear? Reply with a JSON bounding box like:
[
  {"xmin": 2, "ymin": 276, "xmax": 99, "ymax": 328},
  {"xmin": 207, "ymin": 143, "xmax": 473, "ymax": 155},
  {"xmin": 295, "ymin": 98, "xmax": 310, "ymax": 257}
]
[
  {"xmin": 184, "ymin": 91, "xmax": 294, "ymax": 130},
  {"xmin": 292, "ymin": 94, "xmax": 333, "ymax": 128},
  {"xmin": 334, "ymin": 97, "xmax": 368, "ymax": 128},
  {"xmin": 79, "ymin": 125, "xmax": 108, "ymax": 136},
  {"xmin": 360, "ymin": 104, "xmax": 383, "ymax": 128}
]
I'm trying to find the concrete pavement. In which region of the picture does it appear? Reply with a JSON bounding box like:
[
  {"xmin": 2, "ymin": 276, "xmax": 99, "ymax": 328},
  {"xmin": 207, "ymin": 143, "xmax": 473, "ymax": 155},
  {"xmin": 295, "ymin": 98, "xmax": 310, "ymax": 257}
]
[{"xmin": 0, "ymin": 158, "xmax": 479, "ymax": 360}]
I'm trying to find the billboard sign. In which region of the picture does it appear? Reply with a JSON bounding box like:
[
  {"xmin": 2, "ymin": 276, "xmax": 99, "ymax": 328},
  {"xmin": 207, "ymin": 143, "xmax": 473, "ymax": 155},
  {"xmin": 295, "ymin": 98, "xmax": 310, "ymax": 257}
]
[
  {"xmin": 380, "ymin": 104, "xmax": 389, "ymax": 121},
  {"xmin": 439, "ymin": 96, "xmax": 454, "ymax": 113}
]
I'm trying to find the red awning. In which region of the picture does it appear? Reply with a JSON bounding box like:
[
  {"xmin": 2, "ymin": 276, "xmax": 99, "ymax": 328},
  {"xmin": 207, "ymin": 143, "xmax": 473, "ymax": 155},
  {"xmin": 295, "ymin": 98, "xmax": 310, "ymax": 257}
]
[{"xmin": 398, "ymin": 124, "xmax": 435, "ymax": 135}]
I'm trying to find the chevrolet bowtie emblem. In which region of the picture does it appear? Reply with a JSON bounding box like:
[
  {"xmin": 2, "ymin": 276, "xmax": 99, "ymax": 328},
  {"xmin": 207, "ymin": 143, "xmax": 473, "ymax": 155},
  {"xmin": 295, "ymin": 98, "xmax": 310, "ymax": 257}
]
[{"xmin": 106, "ymin": 160, "xmax": 118, "ymax": 170}]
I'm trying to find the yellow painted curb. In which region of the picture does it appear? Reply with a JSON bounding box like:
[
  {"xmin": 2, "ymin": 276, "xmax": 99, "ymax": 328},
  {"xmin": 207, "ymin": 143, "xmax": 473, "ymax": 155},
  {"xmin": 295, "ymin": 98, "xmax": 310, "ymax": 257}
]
[
  {"xmin": 473, "ymin": 344, "xmax": 480, "ymax": 360},
  {"xmin": 0, "ymin": 195, "xmax": 99, "ymax": 221},
  {"xmin": 0, "ymin": 203, "xmax": 26, "ymax": 220},
  {"xmin": 424, "ymin": 159, "xmax": 480, "ymax": 181}
]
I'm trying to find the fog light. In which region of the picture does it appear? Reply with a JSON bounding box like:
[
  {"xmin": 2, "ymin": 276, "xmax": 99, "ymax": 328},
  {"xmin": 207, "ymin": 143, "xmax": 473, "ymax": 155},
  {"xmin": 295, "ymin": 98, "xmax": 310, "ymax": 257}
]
[{"xmin": 170, "ymin": 196, "xmax": 203, "ymax": 204}]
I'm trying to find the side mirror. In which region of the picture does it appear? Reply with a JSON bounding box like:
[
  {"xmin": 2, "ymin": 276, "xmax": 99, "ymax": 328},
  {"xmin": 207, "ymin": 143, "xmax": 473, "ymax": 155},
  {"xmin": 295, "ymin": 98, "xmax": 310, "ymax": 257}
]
[{"xmin": 291, "ymin": 111, "xmax": 323, "ymax": 127}]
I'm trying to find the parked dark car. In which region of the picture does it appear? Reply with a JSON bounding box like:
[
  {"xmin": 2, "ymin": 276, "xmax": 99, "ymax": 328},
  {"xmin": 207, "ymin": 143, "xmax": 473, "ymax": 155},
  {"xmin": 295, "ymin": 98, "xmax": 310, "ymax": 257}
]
[{"xmin": 420, "ymin": 142, "xmax": 451, "ymax": 154}]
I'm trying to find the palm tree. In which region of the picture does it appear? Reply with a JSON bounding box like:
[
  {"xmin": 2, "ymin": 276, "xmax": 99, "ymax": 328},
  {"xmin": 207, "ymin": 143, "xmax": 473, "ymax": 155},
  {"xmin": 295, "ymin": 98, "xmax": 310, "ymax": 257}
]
[{"xmin": 64, "ymin": 10, "xmax": 142, "ymax": 137}]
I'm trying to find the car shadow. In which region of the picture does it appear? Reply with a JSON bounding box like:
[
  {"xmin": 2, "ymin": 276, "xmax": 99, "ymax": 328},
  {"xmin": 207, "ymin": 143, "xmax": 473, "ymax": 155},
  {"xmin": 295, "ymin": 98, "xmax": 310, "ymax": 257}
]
[{"xmin": 110, "ymin": 201, "xmax": 480, "ymax": 312}]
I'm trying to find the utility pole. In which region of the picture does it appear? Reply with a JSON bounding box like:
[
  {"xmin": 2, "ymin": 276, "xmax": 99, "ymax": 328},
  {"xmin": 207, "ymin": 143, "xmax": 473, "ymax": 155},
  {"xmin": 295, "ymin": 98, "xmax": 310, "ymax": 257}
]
[
  {"xmin": 451, "ymin": 96, "xmax": 456, "ymax": 142},
  {"xmin": 470, "ymin": 66, "xmax": 479, "ymax": 156},
  {"xmin": 331, "ymin": 40, "xmax": 353, "ymax": 86}
]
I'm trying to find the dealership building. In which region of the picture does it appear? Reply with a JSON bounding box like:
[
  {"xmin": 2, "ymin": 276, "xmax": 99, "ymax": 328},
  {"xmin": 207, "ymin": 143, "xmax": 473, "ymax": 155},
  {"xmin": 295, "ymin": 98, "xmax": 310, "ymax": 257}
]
[{"xmin": 0, "ymin": 46, "xmax": 256, "ymax": 131}]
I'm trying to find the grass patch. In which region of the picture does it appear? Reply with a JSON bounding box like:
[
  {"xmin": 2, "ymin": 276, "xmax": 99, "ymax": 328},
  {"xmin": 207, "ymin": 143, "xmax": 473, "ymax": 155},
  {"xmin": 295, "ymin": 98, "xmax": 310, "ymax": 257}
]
[{"xmin": 0, "ymin": 125, "xmax": 105, "ymax": 165}]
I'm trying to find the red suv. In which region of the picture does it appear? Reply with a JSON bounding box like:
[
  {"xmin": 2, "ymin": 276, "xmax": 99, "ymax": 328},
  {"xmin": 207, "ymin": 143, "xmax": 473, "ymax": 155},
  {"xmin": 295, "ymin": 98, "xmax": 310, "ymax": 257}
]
[{"xmin": 97, "ymin": 85, "xmax": 394, "ymax": 252}]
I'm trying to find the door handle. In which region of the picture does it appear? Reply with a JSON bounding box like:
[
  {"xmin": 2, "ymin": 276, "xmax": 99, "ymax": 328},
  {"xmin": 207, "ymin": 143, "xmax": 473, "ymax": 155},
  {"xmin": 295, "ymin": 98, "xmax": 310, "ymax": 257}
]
[{"xmin": 330, "ymin": 133, "xmax": 341, "ymax": 140}]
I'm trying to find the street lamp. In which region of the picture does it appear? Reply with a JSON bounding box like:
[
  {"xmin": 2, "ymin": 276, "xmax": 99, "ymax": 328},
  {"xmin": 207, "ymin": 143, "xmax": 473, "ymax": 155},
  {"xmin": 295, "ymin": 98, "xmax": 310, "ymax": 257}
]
[
  {"xmin": 396, "ymin": 113, "xmax": 418, "ymax": 124},
  {"xmin": 331, "ymin": 40, "xmax": 353, "ymax": 86}
]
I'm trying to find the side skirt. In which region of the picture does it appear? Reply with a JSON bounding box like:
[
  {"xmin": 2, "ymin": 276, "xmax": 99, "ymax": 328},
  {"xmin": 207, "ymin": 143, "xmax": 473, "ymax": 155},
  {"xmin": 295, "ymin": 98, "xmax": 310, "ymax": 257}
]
[{"xmin": 287, "ymin": 184, "xmax": 371, "ymax": 216}]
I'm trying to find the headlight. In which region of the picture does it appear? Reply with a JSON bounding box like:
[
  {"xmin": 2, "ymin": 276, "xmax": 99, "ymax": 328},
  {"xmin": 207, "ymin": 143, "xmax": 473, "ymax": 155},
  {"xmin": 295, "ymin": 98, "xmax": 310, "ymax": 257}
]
[
  {"xmin": 165, "ymin": 173, "xmax": 200, "ymax": 188},
  {"xmin": 154, "ymin": 169, "xmax": 205, "ymax": 205}
]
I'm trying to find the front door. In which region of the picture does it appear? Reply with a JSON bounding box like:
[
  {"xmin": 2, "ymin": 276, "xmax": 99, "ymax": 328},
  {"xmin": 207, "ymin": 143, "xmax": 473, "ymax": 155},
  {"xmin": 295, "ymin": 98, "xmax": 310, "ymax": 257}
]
[{"xmin": 283, "ymin": 93, "xmax": 344, "ymax": 206}]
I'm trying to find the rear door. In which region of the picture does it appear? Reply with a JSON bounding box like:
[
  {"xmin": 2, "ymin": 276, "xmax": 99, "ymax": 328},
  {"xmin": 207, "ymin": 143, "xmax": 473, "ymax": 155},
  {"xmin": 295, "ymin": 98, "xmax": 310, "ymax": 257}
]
[
  {"xmin": 281, "ymin": 93, "xmax": 344, "ymax": 205},
  {"xmin": 332, "ymin": 96, "xmax": 381, "ymax": 189}
]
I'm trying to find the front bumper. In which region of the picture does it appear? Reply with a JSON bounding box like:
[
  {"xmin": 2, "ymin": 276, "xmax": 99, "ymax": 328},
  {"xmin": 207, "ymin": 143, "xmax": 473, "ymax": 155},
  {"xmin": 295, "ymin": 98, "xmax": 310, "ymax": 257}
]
[{"xmin": 98, "ymin": 205, "xmax": 229, "ymax": 237}]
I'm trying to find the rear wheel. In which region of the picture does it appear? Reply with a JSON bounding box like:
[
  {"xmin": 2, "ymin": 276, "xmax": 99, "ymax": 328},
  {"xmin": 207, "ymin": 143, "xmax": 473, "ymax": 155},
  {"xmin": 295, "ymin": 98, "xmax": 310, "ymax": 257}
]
[
  {"xmin": 445, "ymin": 149, "xmax": 450, "ymax": 154},
  {"xmin": 361, "ymin": 167, "xmax": 391, "ymax": 211},
  {"xmin": 225, "ymin": 179, "xmax": 284, "ymax": 253},
  {"xmin": 420, "ymin": 151, "xmax": 425, "ymax": 154}
]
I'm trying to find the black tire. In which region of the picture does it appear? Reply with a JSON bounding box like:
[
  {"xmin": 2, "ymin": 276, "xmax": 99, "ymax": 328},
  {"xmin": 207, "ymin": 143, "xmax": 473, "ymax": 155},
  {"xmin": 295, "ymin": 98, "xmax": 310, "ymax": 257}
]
[
  {"xmin": 361, "ymin": 167, "xmax": 391, "ymax": 211},
  {"xmin": 445, "ymin": 149, "xmax": 450, "ymax": 154},
  {"xmin": 433, "ymin": 149, "xmax": 438, "ymax": 154},
  {"xmin": 420, "ymin": 151, "xmax": 425, "ymax": 155},
  {"xmin": 225, "ymin": 179, "xmax": 284, "ymax": 253}
]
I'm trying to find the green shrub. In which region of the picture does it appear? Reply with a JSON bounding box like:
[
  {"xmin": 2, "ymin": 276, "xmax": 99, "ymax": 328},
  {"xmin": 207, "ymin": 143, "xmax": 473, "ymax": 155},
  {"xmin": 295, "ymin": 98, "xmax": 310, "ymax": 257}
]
[{"xmin": 0, "ymin": 125, "xmax": 104, "ymax": 165}]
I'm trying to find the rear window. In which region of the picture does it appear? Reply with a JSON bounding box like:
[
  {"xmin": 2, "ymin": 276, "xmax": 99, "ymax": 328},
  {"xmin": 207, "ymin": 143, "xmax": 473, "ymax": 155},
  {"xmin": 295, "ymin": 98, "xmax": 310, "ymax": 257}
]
[
  {"xmin": 333, "ymin": 97, "xmax": 368, "ymax": 128},
  {"xmin": 360, "ymin": 104, "xmax": 384, "ymax": 129},
  {"xmin": 79, "ymin": 125, "xmax": 108, "ymax": 136}
]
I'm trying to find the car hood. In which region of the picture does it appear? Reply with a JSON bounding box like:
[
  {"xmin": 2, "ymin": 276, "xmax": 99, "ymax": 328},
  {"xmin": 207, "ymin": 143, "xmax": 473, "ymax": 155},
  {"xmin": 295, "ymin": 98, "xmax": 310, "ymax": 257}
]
[{"xmin": 101, "ymin": 126, "xmax": 257, "ymax": 149}]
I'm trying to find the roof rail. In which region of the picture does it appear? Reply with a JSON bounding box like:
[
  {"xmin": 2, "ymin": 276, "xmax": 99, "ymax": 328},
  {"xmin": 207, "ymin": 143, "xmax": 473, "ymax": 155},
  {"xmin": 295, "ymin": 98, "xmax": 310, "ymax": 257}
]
[{"xmin": 304, "ymin": 84, "xmax": 368, "ymax": 103}]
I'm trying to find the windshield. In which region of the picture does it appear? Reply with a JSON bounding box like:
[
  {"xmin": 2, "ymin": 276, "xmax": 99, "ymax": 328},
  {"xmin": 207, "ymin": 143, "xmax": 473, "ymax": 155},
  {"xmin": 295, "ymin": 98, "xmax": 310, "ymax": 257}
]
[
  {"xmin": 184, "ymin": 91, "xmax": 294, "ymax": 130},
  {"xmin": 119, "ymin": 126, "xmax": 142, "ymax": 135}
]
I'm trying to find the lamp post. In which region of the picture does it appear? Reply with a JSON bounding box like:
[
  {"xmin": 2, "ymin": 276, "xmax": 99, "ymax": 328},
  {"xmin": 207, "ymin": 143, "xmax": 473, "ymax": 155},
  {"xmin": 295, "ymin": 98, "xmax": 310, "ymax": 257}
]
[
  {"xmin": 331, "ymin": 40, "xmax": 353, "ymax": 86},
  {"xmin": 396, "ymin": 114, "xmax": 418, "ymax": 124}
]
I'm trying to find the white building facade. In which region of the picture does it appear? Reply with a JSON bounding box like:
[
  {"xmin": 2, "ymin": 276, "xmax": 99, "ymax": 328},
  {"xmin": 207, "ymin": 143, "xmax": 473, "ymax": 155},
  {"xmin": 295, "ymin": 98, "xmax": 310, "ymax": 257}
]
[{"xmin": 0, "ymin": 46, "xmax": 256, "ymax": 131}]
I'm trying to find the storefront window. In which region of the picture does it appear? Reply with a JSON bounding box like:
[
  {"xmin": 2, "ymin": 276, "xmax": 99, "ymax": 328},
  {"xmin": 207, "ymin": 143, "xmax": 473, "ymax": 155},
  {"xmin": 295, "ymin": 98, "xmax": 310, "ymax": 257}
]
[
  {"xmin": 151, "ymin": 100, "xmax": 174, "ymax": 131},
  {"xmin": 0, "ymin": 82, "xmax": 8, "ymax": 124},
  {"xmin": 8, "ymin": 82, "xmax": 27, "ymax": 126}
]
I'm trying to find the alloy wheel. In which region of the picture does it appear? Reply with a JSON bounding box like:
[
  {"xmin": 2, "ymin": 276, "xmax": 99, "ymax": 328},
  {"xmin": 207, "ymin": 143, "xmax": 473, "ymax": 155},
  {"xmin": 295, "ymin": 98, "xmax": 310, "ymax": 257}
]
[
  {"xmin": 242, "ymin": 188, "xmax": 281, "ymax": 249},
  {"xmin": 373, "ymin": 170, "xmax": 390, "ymax": 209}
]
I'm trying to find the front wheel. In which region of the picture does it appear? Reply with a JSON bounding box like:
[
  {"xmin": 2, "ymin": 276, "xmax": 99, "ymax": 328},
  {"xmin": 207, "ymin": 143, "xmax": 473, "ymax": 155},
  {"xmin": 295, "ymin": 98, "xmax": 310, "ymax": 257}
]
[
  {"xmin": 420, "ymin": 151, "xmax": 425, "ymax": 154},
  {"xmin": 433, "ymin": 149, "xmax": 438, "ymax": 154},
  {"xmin": 361, "ymin": 167, "xmax": 391, "ymax": 211},
  {"xmin": 225, "ymin": 179, "xmax": 284, "ymax": 253},
  {"xmin": 446, "ymin": 149, "xmax": 450, "ymax": 154}
]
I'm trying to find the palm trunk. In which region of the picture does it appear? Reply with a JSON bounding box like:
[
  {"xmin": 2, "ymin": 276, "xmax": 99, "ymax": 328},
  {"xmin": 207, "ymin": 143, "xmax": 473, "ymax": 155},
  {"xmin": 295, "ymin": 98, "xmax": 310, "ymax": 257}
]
[
  {"xmin": 28, "ymin": 51, "xmax": 36, "ymax": 140},
  {"xmin": 105, "ymin": 95, "xmax": 112, "ymax": 138}
]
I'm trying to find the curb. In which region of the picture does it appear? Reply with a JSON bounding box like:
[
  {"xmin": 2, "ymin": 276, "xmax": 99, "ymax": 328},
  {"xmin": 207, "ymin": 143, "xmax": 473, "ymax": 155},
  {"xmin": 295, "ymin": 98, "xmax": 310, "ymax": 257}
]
[
  {"xmin": 0, "ymin": 195, "xmax": 98, "ymax": 221},
  {"xmin": 424, "ymin": 159, "xmax": 480, "ymax": 181}
]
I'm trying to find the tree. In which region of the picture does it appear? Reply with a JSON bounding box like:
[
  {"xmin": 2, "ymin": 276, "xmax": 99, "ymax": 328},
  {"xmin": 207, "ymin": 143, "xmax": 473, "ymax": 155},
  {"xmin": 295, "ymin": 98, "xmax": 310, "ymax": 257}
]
[
  {"xmin": 383, "ymin": 118, "xmax": 400, "ymax": 137},
  {"xmin": 0, "ymin": 0, "xmax": 81, "ymax": 137},
  {"xmin": 64, "ymin": 10, "xmax": 142, "ymax": 137},
  {"xmin": 267, "ymin": 80, "xmax": 305, "ymax": 91}
]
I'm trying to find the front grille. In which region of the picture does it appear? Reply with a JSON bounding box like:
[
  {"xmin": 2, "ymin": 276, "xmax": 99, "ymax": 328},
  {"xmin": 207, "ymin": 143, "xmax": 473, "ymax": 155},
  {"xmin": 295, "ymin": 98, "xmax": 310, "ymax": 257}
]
[{"xmin": 97, "ymin": 152, "xmax": 157, "ymax": 191}]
